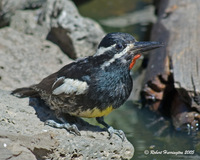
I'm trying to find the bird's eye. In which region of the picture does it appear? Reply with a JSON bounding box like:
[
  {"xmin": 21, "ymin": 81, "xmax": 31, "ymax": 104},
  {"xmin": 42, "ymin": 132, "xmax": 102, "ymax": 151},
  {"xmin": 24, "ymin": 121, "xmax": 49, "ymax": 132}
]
[{"xmin": 115, "ymin": 43, "xmax": 123, "ymax": 50}]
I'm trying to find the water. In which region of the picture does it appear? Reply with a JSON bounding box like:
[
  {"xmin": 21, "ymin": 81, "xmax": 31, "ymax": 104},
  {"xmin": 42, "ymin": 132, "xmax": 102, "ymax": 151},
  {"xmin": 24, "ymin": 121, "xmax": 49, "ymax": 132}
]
[
  {"xmin": 106, "ymin": 101, "xmax": 199, "ymax": 160},
  {"xmin": 75, "ymin": 0, "xmax": 200, "ymax": 159}
]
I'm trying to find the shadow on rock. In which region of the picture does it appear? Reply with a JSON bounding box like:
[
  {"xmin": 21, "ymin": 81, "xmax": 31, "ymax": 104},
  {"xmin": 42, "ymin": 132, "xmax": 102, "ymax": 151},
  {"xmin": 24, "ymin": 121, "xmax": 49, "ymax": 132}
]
[{"xmin": 29, "ymin": 97, "xmax": 104, "ymax": 133}]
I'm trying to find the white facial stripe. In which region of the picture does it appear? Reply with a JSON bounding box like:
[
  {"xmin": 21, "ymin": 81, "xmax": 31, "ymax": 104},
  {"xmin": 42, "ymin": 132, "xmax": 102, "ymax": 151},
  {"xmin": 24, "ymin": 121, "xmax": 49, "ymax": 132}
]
[
  {"xmin": 101, "ymin": 43, "xmax": 134, "ymax": 69},
  {"xmin": 52, "ymin": 78, "xmax": 89, "ymax": 95},
  {"xmin": 94, "ymin": 44, "xmax": 116, "ymax": 56}
]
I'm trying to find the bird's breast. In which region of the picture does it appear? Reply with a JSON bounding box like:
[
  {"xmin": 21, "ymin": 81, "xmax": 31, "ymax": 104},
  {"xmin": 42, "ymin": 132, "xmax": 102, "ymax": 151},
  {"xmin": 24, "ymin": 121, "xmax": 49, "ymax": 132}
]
[
  {"xmin": 70, "ymin": 106, "xmax": 113, "ymax": 118},
  {"xmin": 85, "ymin": 68, "xmax": 133, "ymax": 110}
]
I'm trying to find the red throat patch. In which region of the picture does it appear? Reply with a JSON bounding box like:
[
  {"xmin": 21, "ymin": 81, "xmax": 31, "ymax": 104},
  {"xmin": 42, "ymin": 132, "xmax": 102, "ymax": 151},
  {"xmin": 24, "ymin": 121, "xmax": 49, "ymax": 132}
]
[{"xmin": 129, "ymin": 54, "xmax": 141, "ymax": 69}]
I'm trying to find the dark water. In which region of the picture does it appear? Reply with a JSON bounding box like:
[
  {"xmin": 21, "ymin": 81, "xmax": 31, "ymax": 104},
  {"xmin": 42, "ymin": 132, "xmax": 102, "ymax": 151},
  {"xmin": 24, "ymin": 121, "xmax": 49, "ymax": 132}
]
[{"xmin": 75, "ymin": 0, "xmax": 200, "ymax": 159}]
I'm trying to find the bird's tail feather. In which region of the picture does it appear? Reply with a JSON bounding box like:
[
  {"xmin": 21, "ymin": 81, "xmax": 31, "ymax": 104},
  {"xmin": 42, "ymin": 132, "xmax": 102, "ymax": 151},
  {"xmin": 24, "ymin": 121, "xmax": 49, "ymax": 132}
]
[{"xmin": 11, "ymin": 87, "xmax": 39, "ymax": 98}]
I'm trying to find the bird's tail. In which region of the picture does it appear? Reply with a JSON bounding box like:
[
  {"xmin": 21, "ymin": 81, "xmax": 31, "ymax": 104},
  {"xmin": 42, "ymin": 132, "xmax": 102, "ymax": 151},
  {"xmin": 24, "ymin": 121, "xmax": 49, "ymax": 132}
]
[{"xmin": 11, "ymin": 87, "xmax": 39, "ymax": 98}]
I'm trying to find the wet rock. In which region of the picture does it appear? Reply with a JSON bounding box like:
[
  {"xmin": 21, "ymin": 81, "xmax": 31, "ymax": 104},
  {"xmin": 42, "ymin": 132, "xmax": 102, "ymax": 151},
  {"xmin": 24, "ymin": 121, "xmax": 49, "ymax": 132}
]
[
  {"xmin": 0, "ymin": 90, "xmax": 134, "ymax": 159},
  {"xmin": 38, "ymin": 0, "xmax": 105, "ymax": 58}
]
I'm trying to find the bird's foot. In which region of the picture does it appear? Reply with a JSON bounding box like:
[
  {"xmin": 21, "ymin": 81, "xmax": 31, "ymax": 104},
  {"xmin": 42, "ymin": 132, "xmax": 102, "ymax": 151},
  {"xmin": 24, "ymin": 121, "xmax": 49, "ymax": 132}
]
[
  {"xmin": 96, "ymin": 117, "xmax": 126, "ymax": 141},
  {"xmin": 107, "ymin": 126, "xmax": 125, "ymax": 141},
  {"xmin": 45, "ymin": 120, "xmax": 81, "ymax": 136}
]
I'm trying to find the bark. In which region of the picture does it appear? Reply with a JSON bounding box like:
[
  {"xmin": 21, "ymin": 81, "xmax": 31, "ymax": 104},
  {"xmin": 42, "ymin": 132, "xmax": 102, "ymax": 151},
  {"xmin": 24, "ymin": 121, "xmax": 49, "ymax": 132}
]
[{"xmin": 143, "ymin": 0, "xmax": 200, "ymax": 131}]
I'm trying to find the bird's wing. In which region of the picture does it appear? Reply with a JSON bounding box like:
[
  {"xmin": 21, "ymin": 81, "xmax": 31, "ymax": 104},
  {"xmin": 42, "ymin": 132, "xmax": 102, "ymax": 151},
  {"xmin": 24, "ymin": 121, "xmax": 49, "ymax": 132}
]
[
  {"xmin": 51, "ymin": 77, "xmax": 89, "ymax": 96},
  {"xmin": 34, "ymin": 58, "xmax": 93, "ymax": 96}
]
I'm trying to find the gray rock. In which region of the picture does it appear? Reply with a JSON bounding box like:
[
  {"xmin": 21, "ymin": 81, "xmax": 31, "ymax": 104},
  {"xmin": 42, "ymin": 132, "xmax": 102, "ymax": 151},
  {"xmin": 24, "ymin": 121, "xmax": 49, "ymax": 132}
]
[
  {"xmin": 0, "ymin": 0, "xmax": 46, "ymax": 27},
  {"xmin": 38, "ymin": 0, "xmax": 105, "ymax": 58},
  {"xmin": 10, "ymin": 9, "xmax": 48, "ymax": 39},
  {"xmin": 0, "ymin": 90, "xmax": 134, "ymax": 159},
  {"xmin": 0, "ymin": 27, "xmax": 72, "ymax": 90},
  {"xmin": 5, "ymin": 0, "xmax": 105, "ymax": 59}
]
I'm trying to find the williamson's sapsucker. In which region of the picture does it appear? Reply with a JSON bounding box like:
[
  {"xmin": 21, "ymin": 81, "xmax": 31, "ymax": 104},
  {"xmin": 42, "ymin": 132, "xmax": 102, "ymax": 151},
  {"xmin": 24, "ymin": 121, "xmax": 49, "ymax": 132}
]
[{"xmin": 12, "ymin": 32, "xmax": 162, "ymax": 140}]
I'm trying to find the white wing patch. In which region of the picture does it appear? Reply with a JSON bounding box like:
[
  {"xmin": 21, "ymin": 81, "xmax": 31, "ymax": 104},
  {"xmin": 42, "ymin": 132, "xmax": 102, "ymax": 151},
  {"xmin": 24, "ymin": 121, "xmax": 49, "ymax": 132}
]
[{"xmin": 52, "ymin": 78, "xmax": 89, "ymax": 95}]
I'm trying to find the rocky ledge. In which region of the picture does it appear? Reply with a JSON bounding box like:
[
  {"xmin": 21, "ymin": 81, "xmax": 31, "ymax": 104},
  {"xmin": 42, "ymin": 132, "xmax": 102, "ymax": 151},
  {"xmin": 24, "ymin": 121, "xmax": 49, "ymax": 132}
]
[{"xmin": 0, "ymin": 90, "xmax": 134, "ymax": 159}]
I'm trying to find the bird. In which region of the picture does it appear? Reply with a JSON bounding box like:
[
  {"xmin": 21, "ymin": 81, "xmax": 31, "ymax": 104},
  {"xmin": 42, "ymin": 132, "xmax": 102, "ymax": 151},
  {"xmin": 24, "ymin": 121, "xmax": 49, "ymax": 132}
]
[{"xmin": 12, "ymin": 32, "xmax": 162, "ymax": 140}]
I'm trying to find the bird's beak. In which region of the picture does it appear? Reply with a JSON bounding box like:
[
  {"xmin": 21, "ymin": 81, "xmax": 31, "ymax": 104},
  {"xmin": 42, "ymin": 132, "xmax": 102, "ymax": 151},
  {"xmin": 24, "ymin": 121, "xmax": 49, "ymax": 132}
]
[
  {"xmin": 130, "ymin": 41, "xmax": 163, "ymax": 55},
  {"xmin": 128, "ymin": 41, "xmax": 163, "ymax": 69}
]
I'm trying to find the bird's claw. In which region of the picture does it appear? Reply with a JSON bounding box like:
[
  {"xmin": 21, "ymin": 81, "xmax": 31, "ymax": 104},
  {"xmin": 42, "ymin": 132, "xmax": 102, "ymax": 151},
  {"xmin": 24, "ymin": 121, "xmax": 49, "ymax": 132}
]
[
  {"xmin": 68, "ymin": 124, "xmax": 81, "ymax": 136},
  {"xmin": 45, "ymin": 120, "xmax": 81, "ymax": 136},
  {"xmin": 108, "ymin": 126, "xmax": 125, "ymax": 141}
]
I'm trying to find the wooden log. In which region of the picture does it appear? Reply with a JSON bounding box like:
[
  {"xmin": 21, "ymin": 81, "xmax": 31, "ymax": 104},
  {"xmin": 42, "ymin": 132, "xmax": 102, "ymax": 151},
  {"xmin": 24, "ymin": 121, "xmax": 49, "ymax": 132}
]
[{"xmin": 143, "ymin": 0, "xmax": 200, "ymax": 130}]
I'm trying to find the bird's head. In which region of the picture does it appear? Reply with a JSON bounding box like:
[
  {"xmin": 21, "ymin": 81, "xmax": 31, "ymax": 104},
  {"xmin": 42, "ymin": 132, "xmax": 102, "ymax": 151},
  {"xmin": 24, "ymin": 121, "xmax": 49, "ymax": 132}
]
[{"xmin": 95, "ymin": 32, "xmax": 163, "ymax": 70}]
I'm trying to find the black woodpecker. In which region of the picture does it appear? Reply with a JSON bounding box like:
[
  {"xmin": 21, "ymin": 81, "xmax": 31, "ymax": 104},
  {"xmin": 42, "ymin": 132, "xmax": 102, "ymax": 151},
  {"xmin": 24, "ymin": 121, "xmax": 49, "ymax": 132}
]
[{"xmin": 12, "ymin": 32, "xmax": 163, "ymax": 140}]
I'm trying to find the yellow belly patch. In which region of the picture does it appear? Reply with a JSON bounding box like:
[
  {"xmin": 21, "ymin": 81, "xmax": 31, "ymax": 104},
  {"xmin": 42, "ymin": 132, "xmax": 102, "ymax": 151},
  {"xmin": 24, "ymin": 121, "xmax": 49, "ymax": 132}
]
[{"xmin": 75, "ymin": 106, "xmax": 113, "ymax": 118}]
